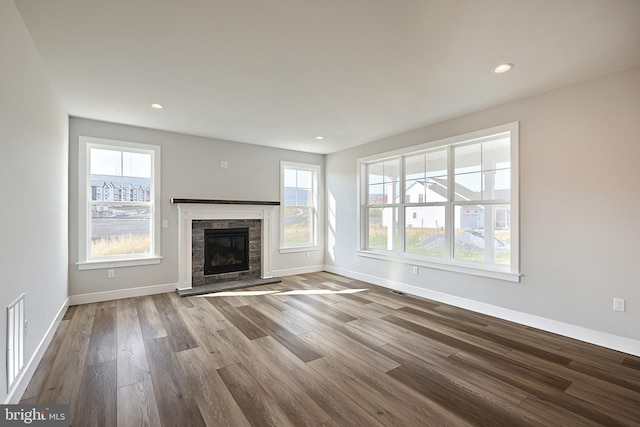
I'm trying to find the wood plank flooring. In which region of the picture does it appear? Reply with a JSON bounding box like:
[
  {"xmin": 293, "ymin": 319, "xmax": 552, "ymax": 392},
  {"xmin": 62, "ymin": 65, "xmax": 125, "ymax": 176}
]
[{"xmin": 21, "ymin": 272, "xmax": 640, "ymax": 426}]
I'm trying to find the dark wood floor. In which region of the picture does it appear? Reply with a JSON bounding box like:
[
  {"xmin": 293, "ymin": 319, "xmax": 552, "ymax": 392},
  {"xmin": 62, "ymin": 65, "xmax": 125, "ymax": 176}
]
[{"xmin": 20, "ymin": 272, "xmax": 640, "ymax": 426}]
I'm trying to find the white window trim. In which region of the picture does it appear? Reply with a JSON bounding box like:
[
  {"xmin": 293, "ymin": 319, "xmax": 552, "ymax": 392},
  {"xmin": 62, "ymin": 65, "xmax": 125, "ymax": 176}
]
[
  {"xmin": 279, "ymin": 161, "xmax": 321, "ymax": 253},
  {"xmin": 78, "ymin": 136, "xmax": 162, "ymax": 270},
  {"xmin": 357, "ymin": 122, "xmax": 520, "ymax": 282}
]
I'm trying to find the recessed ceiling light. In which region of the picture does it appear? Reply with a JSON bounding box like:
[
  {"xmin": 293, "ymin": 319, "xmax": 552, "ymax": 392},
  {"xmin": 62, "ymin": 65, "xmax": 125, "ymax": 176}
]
[
  {"xmin": 315, "ymin": 136, "xmax": 324, "ymax": 140},
  {"xmin": 150, "ymin": 103, "xmax": 164, "ymax": 109},
  {"xmin": 493, "ymin": 63, "xmax": 514, "ymax": 74}
]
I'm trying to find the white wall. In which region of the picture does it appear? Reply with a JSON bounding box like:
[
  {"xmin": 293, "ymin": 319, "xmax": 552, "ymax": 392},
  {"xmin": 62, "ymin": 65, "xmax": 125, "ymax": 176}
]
[
  {"xmin": 326, "ymin": 66, "xmax": 640, "ymax": 349},
  {"xmin": 0, "ymin": 1, "xmax": 69, "ymax": 403},
  {"xmin": 68, "ymin": 118, "xmax": 325, "ymax": 296}
]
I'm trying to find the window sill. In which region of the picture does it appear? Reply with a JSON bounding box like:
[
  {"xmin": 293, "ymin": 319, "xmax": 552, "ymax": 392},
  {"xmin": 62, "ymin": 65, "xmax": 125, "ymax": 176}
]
[
  {"xmin": 279, "ymin": 245, "xmax": 320, "ymax": 254},
  {"xmin": 77, "ymin": 256, "xmax": 162, "ymax": 270},
  {"xmin": 357, "ymin": 250, "xmax": 521, "ymax": 283}
]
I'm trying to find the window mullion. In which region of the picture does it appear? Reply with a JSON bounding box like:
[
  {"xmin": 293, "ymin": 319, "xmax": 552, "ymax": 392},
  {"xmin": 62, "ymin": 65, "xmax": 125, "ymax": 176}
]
[
  {"xmin": 446, "ymin": 146, "xmax": 454, "ymax": 261},
  {"xmin": 399, "ymin": 156, "xmax": 405, "ymax": 255},
  {"xmin": 485, "ymin": 204, "xmax": 495, "ymax": 263}
]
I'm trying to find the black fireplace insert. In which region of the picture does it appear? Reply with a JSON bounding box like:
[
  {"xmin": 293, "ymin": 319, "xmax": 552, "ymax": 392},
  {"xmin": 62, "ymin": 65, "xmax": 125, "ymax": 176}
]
[{"xmin": 204, "ymin": 228, "xmax": 249, "ymax": 275}]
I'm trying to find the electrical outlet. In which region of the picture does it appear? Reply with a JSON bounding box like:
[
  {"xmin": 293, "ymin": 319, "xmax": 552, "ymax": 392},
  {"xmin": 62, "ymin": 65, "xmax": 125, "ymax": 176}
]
[
  {"xmin": 306, "ymin": 252, "xmax": 311, "ymax": 258},
  {"xmin": 107, "ymin": 269, "xmax": 115, "ymax": 279},
  {"xmin": 613, "ymin": 298, "xmax": 625, "ymax": 312},
  {"xmin": 412, "ymin": 266, "xmax": 419, "ymax": 274},
  {"xmin": 220, "ymin": 160, "xmax": 229, "ymax": 168},
  {"xmin": 162, "ymin": 220, "xmax": 168, "ymax": 228}
]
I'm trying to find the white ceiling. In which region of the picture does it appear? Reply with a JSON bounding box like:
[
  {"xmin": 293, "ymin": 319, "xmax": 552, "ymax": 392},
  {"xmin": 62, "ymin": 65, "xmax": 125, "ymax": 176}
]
[{"xmin": 15, "ymin": 0, "xmax": 640, "ymax": 154}]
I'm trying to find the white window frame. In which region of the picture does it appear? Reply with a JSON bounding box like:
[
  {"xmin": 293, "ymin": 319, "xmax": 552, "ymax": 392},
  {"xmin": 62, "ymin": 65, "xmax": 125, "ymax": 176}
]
[
  {"xmin": 280, "ymin": 161, "xmax": 321, "ymax": 253},
  {"xmin": 357, "ymin": 122, "xmax": 520, "ymax": 282},
  {"xmin": 78, "ymin": 136, "xmax": 162, "ymax": 270}
]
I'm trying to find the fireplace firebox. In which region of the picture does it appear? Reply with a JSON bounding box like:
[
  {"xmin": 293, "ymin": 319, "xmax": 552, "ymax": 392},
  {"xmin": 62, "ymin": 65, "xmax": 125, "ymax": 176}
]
[{"xmin": 204, "ymin": 228, "xmax": 249, "ymax": 275}]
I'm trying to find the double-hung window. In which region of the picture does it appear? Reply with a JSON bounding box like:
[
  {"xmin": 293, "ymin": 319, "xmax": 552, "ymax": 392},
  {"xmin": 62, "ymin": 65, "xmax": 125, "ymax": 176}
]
[
  {"xmin": 359, "ymin": 123, "xmax": 519, "ymax": 281},
  {"xmin": 280, "ymin": 161, "xmax": 321, "ymax": 252},
  {"xmin": 78, "ymin": 136, "xmax": 161, "ymax": 269}
]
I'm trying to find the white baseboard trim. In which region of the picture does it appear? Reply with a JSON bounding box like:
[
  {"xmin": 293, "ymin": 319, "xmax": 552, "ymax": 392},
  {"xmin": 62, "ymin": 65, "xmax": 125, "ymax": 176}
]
[
  {"xmin": 68, "ymin": 282, "xmax": 178, "ymax": 306},
  {"xmin": 272, "ymin": 265, "xmax": 325, "ymax": 277},
  {"xmin": 4, "ymin": 297, "xmax": 69, "ymax": 404},
  {"xmin": 324, "ymin": 265, "xmax": 640, "ymax": 357}
]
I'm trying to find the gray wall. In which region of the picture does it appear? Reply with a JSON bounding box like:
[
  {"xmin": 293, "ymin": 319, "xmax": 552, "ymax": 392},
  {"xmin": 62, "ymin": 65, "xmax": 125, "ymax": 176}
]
[
  {"xmin": 68, "ymin": 118, "xmax": 325, "ymax": 296},
  {"xmin": 0, "ymin": 1, "xmax": 69, "ymax": 403},
  {"xmin": 326, "ymin": 66, "xmax": 640, "ymax": 342}
]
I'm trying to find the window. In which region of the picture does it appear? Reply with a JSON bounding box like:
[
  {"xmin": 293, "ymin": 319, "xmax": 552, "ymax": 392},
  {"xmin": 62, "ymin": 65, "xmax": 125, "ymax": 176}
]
[
  {"xmin": 78, "ymin": 137, "xmax": 161, "ymax": 269},
  {"xmin": 280, "ymin": 161, "xmax": 321, "ymax": 251},
  {"xmin": 358, "ymin": 123, "xmax": 519, "ymax": 281}
]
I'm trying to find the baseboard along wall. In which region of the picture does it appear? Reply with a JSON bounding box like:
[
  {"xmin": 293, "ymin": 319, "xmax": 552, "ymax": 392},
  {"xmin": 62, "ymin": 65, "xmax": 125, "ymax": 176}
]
[{"xmin": 324, "ymin": 265, "xmax": 640, "ymax": 357}]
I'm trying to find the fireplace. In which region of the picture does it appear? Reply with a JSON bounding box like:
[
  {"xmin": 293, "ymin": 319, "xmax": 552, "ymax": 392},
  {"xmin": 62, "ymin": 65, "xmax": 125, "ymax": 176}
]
[
  {"xmin": 191, "ymin": 218, "xmax": 261, "ymax": 286},
  {"xmin": 204, "ymin": 228, "xmax": 249, "ymax": 275},
  {"xmin": 174, "ymin": 200, "xmax": 277, "ymax": 289}
]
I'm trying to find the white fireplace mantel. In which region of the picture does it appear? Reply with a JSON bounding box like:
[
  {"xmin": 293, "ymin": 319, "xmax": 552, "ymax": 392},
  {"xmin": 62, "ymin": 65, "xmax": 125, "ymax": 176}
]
[{"xmin": 176, "ymin": 203, "xmax": 276, "ymax": 289}]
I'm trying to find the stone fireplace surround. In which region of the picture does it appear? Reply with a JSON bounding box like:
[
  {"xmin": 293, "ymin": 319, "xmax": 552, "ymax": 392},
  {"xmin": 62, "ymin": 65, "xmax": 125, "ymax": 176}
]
[
  {"xmin": 173, "ymin": 199, "xmax": 279, "ymax": 290},
  {"xmin": 192, "ymin": 219, "xmax": 259, "ymax": 286}
]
